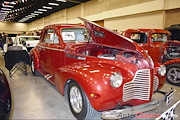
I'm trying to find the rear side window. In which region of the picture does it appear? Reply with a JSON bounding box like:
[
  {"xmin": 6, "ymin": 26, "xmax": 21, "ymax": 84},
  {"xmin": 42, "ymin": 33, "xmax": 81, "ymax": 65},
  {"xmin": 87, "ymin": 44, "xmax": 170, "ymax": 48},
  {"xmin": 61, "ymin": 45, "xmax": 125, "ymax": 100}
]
[{"xmin": 44, "ymin": 29, "xmax": 59, "ymax": 44}]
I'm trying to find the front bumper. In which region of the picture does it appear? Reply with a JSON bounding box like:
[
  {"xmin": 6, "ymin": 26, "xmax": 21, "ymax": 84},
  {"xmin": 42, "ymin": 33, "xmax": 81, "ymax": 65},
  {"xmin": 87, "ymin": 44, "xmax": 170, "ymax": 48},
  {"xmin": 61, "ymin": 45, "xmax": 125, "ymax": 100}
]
[{"xmin": 101, "ymin": 88, "xmax": 174, "ymax": 119}]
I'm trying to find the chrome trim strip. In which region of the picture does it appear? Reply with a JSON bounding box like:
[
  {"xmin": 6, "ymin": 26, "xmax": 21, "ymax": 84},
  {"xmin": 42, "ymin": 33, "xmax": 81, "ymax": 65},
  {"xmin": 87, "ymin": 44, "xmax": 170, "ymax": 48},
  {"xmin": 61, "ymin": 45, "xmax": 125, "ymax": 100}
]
[
  {"xmin": 44, "ymin": 74, "xmax": 53, "ymax": 81},
  {"xmin": 37, "ymin": 45, "xmax": 65, "ymax": 52},
  {"xmin": 66, "ymin": 54, "xmax": 86, "ymax": 60}
]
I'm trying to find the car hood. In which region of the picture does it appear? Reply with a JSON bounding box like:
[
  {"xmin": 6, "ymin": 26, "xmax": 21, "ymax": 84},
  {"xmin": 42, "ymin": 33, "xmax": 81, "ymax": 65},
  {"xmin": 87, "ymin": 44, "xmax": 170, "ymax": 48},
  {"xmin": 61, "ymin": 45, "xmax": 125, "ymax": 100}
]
[
  {"xmin": 167, "ymin": 40, "xmax": 180, "ymax": 45},
  {"xmin": 79, "ymin": 17, "xmax": 136, "ymax": 50}
]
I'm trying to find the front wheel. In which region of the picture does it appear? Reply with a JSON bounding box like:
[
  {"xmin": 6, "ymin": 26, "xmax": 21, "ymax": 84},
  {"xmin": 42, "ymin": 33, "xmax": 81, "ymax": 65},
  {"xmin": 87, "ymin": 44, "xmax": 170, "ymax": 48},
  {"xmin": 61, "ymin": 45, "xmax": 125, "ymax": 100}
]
[
  {"xmin": 166, "ymin": 63, "xmax": 180, "ymax": 86},
  {"xmin": 68, "ymin": 81, "xmax": 97, "ymax": 119},
  {"xmin": 30, "ymin": 57, "xmax": 40, "ymax": 76}
]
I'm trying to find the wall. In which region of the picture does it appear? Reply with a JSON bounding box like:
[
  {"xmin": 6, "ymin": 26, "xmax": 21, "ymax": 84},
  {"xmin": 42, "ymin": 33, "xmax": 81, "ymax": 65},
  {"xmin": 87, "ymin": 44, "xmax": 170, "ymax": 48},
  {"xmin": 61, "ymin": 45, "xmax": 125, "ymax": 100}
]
[
  {"xmin": 165, "ymin": 8, "xmax": 180, "ymax": 27},
  {"xmin": 29, "ymin": 0, "xmax": 180, "ymax": 31},
  {"xmin": 0, "ymin": 22, "xmax": 29, "ymax": 34},
  {"xmin": 105, "ymin": 11, "xmax": 165, "ymax": 31}
]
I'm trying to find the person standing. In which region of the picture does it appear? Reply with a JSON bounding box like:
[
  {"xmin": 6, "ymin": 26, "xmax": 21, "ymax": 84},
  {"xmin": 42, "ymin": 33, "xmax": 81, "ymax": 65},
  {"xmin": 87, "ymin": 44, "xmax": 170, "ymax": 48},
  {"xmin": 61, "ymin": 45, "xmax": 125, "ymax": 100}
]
[
  {"xmin": 2, "ymin": 32, "xmax": 7, "ymax": 50},
  {"xmin": 0, "ymin": 33, "xmax": 2, "ymax": 50}
]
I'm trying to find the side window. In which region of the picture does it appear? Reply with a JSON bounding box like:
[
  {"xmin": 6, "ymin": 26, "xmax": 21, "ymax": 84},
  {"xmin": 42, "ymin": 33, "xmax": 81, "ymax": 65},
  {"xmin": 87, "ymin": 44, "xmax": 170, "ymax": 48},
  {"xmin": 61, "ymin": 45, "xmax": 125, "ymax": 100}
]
[
  {"xmin": 130, "ymin": 33, "xmax": 147, "ymax": 43},
  {"xmin": 152, "ymin": 33, "xmax": 168, "ymax": 42},
  {"xmin": 44, "ymin": 29, "xmax": 59, "ymax": 44}
]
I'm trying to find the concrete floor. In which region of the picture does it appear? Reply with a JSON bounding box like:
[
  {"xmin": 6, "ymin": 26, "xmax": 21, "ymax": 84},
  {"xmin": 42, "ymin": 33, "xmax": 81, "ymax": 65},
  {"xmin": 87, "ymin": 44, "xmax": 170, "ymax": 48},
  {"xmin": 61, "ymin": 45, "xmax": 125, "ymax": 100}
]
[{"xmin": 0, "ymin": 51, "xmax": 179, "ymax": 120}]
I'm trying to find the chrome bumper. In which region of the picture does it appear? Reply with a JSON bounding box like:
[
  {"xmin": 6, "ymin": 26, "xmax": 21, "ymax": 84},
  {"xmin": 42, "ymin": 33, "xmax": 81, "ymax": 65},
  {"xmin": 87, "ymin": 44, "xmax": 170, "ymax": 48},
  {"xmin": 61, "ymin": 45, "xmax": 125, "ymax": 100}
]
[{"xmin": 101, "ymin": 89, "xmax": 174, "ymax": 119}]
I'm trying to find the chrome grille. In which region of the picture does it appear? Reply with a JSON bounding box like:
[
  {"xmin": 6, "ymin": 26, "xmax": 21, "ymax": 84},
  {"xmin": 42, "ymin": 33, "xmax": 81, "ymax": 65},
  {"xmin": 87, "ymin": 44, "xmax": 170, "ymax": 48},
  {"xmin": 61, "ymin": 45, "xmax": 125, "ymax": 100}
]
[
  {"xmin": 123, "ymin": 69, "xmax": 151, "ymax": 102},
  {"xmin": 153, "ymin": 75, "xmax": 159, "ymax": 92}
]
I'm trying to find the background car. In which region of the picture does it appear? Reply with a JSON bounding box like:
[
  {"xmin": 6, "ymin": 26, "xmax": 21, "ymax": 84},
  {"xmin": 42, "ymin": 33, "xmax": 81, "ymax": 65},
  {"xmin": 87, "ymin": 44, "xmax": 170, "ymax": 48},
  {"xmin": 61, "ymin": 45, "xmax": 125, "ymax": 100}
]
[
  {"xmin": 123, "ymin": 29, "xmax": 180, "ymax": 86},
  {"xmin": 165, "ymin": 24, "xmax": 180, "ymax": 41},
  {"xmin": 0, "ymin": 69, "xmax": 12, "ymax": 120},
  {"xmin": 13, "ymin": 36, "xmax": 40, "ymax": 52}
]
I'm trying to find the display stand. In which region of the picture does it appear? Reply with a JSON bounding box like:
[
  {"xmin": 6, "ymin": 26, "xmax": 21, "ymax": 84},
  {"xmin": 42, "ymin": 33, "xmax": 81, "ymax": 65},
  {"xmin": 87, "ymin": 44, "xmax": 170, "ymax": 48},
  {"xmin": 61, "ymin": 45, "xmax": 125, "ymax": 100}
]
[{"xmin": 4, "ymin": 46, "xmax": 30, "ymax": 77}]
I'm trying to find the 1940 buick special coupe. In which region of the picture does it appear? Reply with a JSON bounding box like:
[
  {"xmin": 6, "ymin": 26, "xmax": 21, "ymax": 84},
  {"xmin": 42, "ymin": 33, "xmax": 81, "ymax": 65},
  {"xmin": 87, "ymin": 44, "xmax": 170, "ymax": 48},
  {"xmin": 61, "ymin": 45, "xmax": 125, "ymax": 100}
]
[{"xmin": 30, "ymin": 18, "xmax": 173, "ymax": 119}]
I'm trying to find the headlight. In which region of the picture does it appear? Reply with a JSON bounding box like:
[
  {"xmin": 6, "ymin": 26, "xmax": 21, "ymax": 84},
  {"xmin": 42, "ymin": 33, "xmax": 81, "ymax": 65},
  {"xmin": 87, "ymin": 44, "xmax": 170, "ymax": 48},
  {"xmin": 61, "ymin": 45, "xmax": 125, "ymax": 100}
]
[
  {"xmin": 110, "ymin": 73, "xmax": 123, "ymax": 88},
  {"xmin": 158, "ymin": 65, "xmax": 166, "ymax": 76}
]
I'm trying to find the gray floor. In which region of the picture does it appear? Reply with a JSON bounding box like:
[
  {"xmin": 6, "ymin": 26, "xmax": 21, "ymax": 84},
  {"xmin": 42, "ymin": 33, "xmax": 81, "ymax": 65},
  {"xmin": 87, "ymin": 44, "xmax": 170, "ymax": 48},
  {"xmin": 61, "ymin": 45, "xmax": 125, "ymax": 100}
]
[{"xmin": 0, "ymin": 51, "xmax": 179, "ymax": 120}]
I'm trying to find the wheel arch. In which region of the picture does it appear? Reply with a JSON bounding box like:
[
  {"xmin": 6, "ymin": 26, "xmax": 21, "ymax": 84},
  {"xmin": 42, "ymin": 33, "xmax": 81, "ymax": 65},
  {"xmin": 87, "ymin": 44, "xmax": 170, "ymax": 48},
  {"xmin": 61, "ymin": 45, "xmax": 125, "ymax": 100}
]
[
  {"xmin": 165, "ymin": 63, "xmax": 180, "ymax": 86},
  {"xmin": 30, "ymin": 49, "xmax": 40, "ymax": 70}
]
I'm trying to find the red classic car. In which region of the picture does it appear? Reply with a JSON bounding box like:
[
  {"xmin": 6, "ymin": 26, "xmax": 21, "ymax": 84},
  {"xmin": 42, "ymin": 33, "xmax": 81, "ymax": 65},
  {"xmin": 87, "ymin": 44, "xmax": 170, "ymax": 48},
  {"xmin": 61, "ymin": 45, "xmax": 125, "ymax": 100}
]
[
  {"xmin": 123, "ymin": 29, "xmax": 180, "ymax": 86},
  {"xmin": 30, "ymin": 18, "xmax": 173, "ymax": 119},
  {"xmin": 0, "ymin": 69, "xmax": 12, "ymax": 120}
]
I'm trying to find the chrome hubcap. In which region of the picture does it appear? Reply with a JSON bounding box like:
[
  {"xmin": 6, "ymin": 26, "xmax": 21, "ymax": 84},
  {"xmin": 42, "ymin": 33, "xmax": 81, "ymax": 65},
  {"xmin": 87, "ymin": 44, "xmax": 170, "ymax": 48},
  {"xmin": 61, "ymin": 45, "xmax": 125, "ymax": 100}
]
[
  {"xmin": 167, "ymin": 67, "xmax": 180, "ymax": 83},
  {"xmin": 70, "ymin": 86, "xmax": 83, "ymax": 113},
  {"xmin": 31, "ymin": 61, "xmax": 35, "ymax": 72}
]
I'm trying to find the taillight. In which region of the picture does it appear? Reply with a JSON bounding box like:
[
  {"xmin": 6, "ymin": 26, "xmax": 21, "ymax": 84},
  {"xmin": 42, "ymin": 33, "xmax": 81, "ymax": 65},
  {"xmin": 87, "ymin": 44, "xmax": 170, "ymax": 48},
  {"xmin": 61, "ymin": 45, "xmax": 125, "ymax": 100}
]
[{"xmin": 27, "ymin": 43, "xmax": 30, "ymax": 46}]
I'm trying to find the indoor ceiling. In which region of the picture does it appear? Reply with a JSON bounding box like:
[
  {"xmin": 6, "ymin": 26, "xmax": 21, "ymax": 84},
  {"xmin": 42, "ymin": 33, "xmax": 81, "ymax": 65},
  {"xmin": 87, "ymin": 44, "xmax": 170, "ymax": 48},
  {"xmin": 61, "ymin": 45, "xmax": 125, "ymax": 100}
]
[{"xmin": 0, "ymin": 0, "xmax": 90, "ymax": 23}]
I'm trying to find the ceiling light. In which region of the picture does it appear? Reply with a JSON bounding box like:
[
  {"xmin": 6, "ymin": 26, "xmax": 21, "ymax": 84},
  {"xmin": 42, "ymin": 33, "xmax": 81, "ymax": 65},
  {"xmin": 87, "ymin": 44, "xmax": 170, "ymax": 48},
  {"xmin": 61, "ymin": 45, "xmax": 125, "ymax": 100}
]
[
  {"xmin": 4, "ymin": 1, "xmax": 16, "ymax": 5},
  {"xmin": 1, "ymin": 8, "xmax": 12, "ymax": 11},
  {"xmin": 26, "ymin": 16, "xmax": 33, "ymax": 18},
  {"xmin": 2, "ymin": 4, "xmax": 14, "ymax": 8},
  {"xmin": 48, "ymin": 3, "xmax": 59, "ymax": 6},
  {"xmin": 0, "ymin": 10, "xmax": 9, "ymax": 13},
  {"xmin": 56, "ymin": 0, "xmax": 66, "ymax": 2},
  {"xmin": 31, "ymin": 13, "xmax": 39, "ymax": 16},
  {"xmin": 43, "ymin": 6, "xmax": 52, "ymax": 9},
  {"xmin": 38, "ymin": 9, "xmax": 47, "ymax": 11},
  {"xmin": 34, "ymin": 11, "xmax": 43, "ymax": 14}
]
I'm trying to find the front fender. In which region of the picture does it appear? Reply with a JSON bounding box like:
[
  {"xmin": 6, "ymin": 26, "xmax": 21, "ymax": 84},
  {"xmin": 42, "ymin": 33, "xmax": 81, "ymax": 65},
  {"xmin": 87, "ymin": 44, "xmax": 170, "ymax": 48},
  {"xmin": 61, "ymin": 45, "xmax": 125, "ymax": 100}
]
[
  {"xmin": 55, "ymin": 61, "xmax": 138, "ymax": 111},
  {"xmin": 30, "ymin": 48, "xmax": 40, "ymax": 69}
]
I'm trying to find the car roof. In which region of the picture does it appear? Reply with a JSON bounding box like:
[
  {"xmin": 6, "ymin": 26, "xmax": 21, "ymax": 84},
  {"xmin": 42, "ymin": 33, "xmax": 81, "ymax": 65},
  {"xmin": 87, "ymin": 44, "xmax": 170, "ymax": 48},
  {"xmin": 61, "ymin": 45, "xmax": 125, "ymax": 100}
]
[
  {"xmin": 126, "ymin": 29, "xmax": 170, "ymax": 34},
  {"xmin": 16, "ymin": 36, "xmax": 40, "ymax": 38},
  {"xmin": 43, "ymin": 24, "xmax": 85, "ymax": 29}
]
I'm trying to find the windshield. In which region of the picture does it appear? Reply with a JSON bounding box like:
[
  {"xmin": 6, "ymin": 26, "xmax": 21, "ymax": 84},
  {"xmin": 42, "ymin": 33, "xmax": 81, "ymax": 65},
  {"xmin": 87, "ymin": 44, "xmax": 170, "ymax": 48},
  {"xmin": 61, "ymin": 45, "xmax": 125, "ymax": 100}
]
[
  {"xmin": 61, "ymin": 28, "xmax": 89, "ymax": 43},
  {"xmin": 152, "ymin": 33, "xmax": 168, "ymax": 42},
  {"xmin": 130, "ymin": 33, "xmax": 147, "ymax": 43}
]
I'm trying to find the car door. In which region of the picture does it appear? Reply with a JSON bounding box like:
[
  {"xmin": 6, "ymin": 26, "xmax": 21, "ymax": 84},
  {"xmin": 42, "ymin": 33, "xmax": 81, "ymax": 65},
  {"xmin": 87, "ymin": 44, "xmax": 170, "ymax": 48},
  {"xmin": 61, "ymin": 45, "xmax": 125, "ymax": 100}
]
[
  {"xmin": 42, "ymin": 28, "xmax": 66, "ymax": 75},
  {"xmin": 38, "ymin": 33, "xmax": 49, "ymax": 72}
]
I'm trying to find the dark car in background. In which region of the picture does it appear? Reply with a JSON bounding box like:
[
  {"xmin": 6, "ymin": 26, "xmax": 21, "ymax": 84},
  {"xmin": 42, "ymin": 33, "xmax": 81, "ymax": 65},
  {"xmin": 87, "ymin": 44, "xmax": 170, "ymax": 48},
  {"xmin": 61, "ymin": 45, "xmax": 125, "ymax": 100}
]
[
  {"xmin": 165, "ymin": 24, "xmax": 180, "ymax": 41},
  {"xmin": 0, "ymin": 69, "xmax": 12, "ymax": 120}
]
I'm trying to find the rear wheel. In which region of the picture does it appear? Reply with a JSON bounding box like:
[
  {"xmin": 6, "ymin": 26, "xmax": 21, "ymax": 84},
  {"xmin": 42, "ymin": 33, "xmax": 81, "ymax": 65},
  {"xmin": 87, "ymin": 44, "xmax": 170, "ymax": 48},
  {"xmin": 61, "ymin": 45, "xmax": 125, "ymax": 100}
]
[
  {"xmin": 30, "ymin": 57, "xmax": 40, "ymax": 76},
  {"xmin": 166, "ymin": 63, "xmax": 180, "ymax": 86},
  {"xmin": 68, "ymin": 81, "xmax": 97, "ymax": 119}
]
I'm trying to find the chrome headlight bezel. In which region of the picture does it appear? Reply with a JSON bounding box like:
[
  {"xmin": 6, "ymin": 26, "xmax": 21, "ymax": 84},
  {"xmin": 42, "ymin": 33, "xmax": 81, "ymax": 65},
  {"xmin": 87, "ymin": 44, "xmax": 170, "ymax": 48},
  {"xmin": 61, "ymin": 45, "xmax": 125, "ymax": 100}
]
[
  {"xmin": 158, "ymin": 65, "xmax": 166, "ymax": 76},
  {"xmin": 110, "ymin": 73, "xmax": 123, "ymax": 88}
]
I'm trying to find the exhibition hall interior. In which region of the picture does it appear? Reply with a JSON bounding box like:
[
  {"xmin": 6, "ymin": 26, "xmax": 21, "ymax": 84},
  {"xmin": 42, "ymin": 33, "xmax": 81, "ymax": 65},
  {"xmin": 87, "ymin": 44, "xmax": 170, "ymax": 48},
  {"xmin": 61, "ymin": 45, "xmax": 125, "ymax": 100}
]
[{"xmin": 0, "ymin": 0, "xmax": 180, "ymax": 119}]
